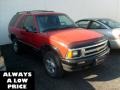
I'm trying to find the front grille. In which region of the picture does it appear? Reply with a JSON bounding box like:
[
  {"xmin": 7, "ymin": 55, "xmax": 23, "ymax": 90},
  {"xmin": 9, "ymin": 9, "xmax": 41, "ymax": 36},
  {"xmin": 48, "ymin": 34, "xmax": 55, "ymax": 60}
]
[
  {"xmin": 84, "ymin": 40, "xmax": 108, "ymax": 57},
  {"xmin": 70, "ymin": 40, "xmax": 108, "ymax": 59}
]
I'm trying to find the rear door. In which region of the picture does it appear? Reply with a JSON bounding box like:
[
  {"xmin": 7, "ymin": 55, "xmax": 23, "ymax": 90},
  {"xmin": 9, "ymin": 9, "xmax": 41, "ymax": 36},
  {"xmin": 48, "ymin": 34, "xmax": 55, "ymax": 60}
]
[
  {"xmin": 16, "ymin": 15, "xmax": 37, "ymax": 46},
  {"xmin": 16, "ymin": 16, "xmax": 27, "ymax": 42}
]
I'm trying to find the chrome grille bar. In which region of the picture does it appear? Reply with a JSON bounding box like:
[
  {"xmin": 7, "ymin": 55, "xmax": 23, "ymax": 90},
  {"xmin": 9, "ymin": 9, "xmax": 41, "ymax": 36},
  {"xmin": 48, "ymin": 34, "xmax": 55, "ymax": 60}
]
[
  {"xmin": 68, "ymin": 40, "xmax": 108, "ymax": 59},
  {"xmin": 85, "ymin": 42, "xmax": 107, "ymax": 54},
  {"xmin": 70, "ymin": 40, "xmax": 108, "ymax": 51},
  {"xmin": 84, "ymin": 46, "xmax": 108, "ymax": 57}
]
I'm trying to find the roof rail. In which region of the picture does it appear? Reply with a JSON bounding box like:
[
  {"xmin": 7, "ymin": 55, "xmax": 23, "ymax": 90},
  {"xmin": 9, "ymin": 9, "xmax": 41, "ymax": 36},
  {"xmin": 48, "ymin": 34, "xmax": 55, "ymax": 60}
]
[
  {"xmin": 17, "ymin": 10, "xmax": 54, "ymax": 14},
  {"xmin": 31, "ymin": 10, "xmax": 54, "ymax": 12}
]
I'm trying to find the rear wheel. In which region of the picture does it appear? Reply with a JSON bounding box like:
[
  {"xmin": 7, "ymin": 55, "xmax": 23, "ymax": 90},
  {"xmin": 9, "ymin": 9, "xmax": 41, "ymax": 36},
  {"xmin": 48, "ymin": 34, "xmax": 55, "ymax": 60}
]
[
  {"xmin": 12, "ymin": 39, "xmax": 22, "ymax": 54},
  {"xmin": 43, "ymin": 51, "xmax": 64, "ymax": 78}
]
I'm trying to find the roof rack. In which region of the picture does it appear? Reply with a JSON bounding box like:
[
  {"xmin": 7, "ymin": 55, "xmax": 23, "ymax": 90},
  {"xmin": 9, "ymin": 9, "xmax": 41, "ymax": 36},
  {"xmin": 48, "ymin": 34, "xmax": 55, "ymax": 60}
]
[{"xmin": 17, "ymin": 10, "xmax": 54, "ymax": 14}]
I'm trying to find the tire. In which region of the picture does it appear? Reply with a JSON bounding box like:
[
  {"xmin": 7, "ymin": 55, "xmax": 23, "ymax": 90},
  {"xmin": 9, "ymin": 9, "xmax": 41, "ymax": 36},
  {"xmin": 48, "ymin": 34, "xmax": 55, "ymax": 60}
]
[
  {"xmin": 12, "ymin": 39, "xmax": 22, "ymax": 54},
  {"xmin": 43, "ymin": 51, "xmax": 64, "ymax": 78}
]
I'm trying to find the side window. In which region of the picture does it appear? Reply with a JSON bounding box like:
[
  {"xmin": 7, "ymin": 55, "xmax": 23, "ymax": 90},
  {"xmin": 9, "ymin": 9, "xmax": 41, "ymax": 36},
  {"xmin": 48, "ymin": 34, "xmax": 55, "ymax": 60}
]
[
  {"xmin": 76, "ymin": 20, "xmax": 90, "ymax": 29},
  {"xmin": 9, "ymin": 14, "xmax": 21, "ymax": 27},
  {"xmin": 59, "ymin": 15, "xmax": 73, "ymax": 25},
  {"xmin": 17, "ymin": 17, "xmax": 25, "ymax": 28},
  {"xmin": 24, "ymin": 16, "xmax": 34, "ymax": 26},
  {"xmin": 18, "ymin": 16, "xmax": 36, "ymax": 32},
  {"xmin": 89, "ymin": 21, "xmax": 106, "ymax": 29}
]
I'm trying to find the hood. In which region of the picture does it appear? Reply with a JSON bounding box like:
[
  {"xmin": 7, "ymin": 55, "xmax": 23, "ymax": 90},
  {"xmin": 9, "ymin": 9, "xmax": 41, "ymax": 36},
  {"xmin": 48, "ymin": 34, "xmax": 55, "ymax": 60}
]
[{"xmin": 47, "ymin": 28, "xmax": 103, "ymax": 47}]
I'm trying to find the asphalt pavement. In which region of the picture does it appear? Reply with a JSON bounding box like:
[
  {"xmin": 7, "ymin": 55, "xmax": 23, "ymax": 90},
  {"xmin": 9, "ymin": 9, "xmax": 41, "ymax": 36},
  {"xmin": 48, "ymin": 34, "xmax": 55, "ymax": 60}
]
[{"xmin": 1, "ymin": 44, "xmax": 120, "ymax": 90}]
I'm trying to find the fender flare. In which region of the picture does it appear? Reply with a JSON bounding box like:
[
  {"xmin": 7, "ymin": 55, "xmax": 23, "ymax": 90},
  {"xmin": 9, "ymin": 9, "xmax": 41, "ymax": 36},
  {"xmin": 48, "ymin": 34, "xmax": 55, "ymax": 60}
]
[{"xmin": 40, "ymin": 45, "xmax": 63, "ymax": 59}]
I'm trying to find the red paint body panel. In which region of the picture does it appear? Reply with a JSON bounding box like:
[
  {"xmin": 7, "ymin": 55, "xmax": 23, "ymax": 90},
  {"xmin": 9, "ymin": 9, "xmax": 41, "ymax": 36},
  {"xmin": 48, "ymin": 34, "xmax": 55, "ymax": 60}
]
[
  {"xmin": 9, "ymin": 12, "xmax": 104, "ymax": 59},
  {"xmin": 46, "ymin": 28, "xmax": 103, "ymax": 45}
]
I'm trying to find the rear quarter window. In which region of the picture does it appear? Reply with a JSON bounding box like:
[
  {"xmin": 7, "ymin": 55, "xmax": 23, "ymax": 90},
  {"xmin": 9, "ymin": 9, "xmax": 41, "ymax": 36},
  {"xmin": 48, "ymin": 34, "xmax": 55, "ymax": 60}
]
[{"xmin": 9, "ymin": 14, "xmax": 21, "ymax": 27}]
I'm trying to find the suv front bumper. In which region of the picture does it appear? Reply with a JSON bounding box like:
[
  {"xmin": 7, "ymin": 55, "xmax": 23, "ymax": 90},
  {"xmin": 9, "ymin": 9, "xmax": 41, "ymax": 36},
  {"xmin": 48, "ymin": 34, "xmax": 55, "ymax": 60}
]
[{"xmin": 61, "ymin": 48, "xmax": 110, "ymax": 72}]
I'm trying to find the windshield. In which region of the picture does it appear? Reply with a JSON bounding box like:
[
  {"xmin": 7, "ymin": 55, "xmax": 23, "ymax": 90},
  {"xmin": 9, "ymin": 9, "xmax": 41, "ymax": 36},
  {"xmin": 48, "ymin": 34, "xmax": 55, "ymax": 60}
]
[
  {"xmin": 98, "ymin": 19, "xmax": 120, "ymax": 29},
  {"xmin": 36, "ymin": 14, "xmax": 77, "ymax": 32}
]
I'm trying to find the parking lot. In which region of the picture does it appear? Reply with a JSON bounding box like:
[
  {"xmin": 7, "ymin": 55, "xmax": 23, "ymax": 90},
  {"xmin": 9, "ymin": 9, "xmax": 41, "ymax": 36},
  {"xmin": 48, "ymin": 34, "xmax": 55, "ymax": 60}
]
[{"xmin": 1, "ymin": 44, "xmax": 120, "ymax": 90}]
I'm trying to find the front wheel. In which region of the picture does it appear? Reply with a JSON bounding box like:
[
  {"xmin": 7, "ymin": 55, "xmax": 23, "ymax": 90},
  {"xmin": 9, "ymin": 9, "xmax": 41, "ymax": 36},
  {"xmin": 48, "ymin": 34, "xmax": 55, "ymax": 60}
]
[{"xmin": 43, "ymin": 51, "xmax": 64, "ymax": 78}]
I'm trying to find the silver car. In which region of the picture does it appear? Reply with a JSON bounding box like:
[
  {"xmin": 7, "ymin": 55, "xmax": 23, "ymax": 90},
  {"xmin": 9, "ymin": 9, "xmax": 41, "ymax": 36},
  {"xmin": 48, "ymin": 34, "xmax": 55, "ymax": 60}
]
[{"xmin": 76, "ymin": 18, "xmax": 120, "ymax": 49}]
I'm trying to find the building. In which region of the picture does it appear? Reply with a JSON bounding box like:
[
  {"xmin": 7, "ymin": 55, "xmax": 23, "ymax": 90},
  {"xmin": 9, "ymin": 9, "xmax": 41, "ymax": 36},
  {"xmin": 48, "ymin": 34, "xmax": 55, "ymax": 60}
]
[{"xmin": 0, "ymin": 0, "xmax": 120, "ymax": 45}]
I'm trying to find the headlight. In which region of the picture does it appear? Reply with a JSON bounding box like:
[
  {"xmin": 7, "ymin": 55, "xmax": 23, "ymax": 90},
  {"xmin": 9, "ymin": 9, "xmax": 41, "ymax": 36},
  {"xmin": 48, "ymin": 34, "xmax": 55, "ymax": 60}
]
[{"xmin": 66, "ymin": 50, "xmax": 82, "ymax": 59}]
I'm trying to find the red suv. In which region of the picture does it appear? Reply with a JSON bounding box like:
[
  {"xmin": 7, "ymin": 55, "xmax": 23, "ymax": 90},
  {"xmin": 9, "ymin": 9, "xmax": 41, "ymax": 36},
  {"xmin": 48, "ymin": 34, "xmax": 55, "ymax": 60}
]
[{"xmin": 8, "ymin": 10, "xmax": 110, "ymax": 77}]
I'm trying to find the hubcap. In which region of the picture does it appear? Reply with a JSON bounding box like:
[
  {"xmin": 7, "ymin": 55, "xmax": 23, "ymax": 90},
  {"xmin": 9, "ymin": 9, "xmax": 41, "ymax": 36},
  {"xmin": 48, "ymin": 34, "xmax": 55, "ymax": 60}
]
[
  {"xmin": 13, "ymin": 41, "xmax": 18, "ymax": 52},
  {"xmin": 45, "ymin": 58, "xmax": 56, "ymax": 74}
]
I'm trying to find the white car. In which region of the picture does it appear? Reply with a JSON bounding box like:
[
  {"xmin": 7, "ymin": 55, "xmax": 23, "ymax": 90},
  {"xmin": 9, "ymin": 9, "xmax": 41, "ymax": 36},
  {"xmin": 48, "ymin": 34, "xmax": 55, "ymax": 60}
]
[{"xmin": 76, "ymin": 18, "xmax": 120, "ymax": 49}]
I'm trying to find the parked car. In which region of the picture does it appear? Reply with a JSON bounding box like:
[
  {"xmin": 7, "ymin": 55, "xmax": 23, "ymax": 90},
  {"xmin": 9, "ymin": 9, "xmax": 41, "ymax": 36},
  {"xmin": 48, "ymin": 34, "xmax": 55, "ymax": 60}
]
[
  {"xmin": 76, "ymin": 18, "xmax": 120, "ymax": 49},
  {"xmin": 8, "ymin": 10, "xmax": 109, "ymax": 77},
  {"xmin": 0, "ymin": 48, "xmax": 6, "ymax": 71}
]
